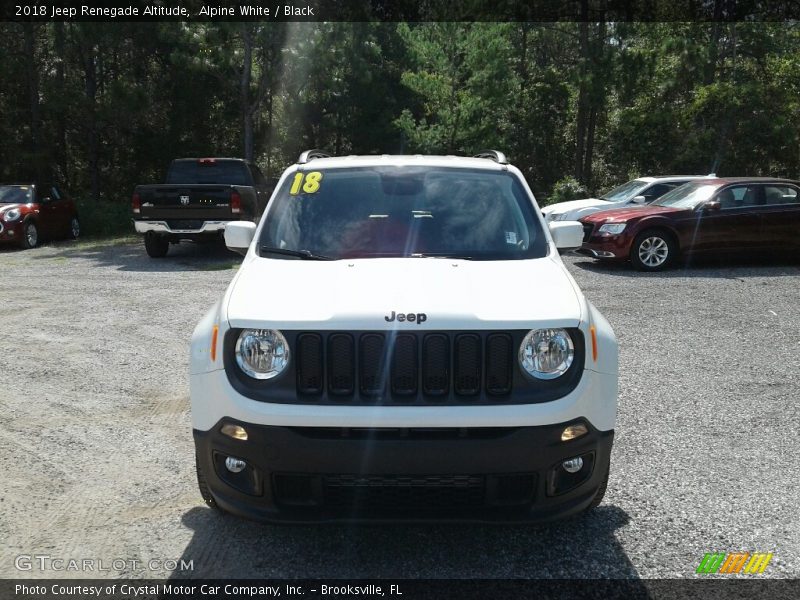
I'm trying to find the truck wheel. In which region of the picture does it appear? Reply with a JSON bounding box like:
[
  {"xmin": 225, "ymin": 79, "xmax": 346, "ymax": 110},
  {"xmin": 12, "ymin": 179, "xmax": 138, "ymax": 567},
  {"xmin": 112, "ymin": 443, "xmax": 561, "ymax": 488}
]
[
  {"xmin": 630, "ymin": 229, "xmax": 677, "ymax": 271},
  {"xmin": 144, "ymin": 233, "xmax": 169, "ymax": 258},
  {"xmin": 196, "ymin": 454, "xmax": 221, "ymax": 511},
  {"xmin": 20, "ymin": 220, "xmax": 38, "ymax": 249}
]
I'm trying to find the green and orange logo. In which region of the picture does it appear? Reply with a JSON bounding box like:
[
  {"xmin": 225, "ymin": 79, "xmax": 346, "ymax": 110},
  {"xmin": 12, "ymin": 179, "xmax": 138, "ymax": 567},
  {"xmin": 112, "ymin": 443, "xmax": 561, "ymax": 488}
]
[{"xmin": 696, "ymin": 552, "xmax": 773, "ymax": 574}]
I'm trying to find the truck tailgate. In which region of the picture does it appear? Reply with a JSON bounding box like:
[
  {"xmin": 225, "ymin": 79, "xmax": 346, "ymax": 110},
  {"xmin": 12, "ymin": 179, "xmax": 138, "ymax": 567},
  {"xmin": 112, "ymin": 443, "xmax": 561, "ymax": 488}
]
[{"xmin": 138, "ymin": 185, "xmax": 235, "ymax": 220}]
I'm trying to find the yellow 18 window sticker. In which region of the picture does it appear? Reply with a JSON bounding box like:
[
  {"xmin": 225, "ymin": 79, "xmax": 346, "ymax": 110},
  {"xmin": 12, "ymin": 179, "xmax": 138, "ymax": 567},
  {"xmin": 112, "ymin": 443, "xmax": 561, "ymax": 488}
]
[{"xmin": 289, "ymin": 171, "xmax": 323, "ymax": 195}]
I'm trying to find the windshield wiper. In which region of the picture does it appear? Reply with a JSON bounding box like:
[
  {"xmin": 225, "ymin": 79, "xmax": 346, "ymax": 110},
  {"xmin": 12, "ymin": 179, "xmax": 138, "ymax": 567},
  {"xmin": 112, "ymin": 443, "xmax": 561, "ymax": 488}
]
[
  {"xmin": 410, "ymin": 253, "xmax": 474, "ymax": 260},
  {"xmin": 259, "ymin": 246, "xmax": 335, "ymax": 260}
]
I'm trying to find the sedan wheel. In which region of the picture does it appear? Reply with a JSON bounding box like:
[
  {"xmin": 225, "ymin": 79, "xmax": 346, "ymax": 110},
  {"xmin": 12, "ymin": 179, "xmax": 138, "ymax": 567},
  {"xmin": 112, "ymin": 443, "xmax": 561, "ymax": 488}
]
[
  {"xmin": 21, "ymin": 221, "xmax": 38, "ymax": 249},
  {"xmin": 70, "ymin": 217, "xmax": 80, "ymax": 239},
  {"xmin": 631, "ymin": 230, "xmax": 676, "ymax": 271}
]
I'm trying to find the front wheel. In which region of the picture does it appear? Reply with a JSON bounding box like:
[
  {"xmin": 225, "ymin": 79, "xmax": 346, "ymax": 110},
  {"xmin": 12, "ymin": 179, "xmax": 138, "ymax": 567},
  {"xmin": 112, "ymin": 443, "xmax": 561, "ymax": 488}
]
[
  {"xmin": 144, "ymin": 233, "xmax": 169, "ymax": 258},
  {"xmin": 630, "ymin": 229, "xmax": 677, "ymax": 271},
  {"xmin": 69, "ymin": 216, "xmax": 80, "ymax": 240},
  {"xmin": 20, "ymin": 220, "xmax": 38, "ymax": 249}
]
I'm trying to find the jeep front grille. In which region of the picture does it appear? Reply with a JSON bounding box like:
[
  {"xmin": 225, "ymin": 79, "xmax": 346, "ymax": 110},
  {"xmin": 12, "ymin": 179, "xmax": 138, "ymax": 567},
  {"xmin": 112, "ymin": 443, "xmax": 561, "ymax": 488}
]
[{"xmin": 224, "ymin": 328, "xmax": 584, "ymax": 406}]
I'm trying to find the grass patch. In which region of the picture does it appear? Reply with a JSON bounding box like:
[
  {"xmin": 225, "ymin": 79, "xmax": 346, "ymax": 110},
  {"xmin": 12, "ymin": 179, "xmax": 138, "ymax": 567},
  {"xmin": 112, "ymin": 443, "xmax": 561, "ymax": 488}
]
[
  {"xmin": 70, "ymin": 235, "xmax": 138, "ymax": 250},
  {"xmin": 75, "ymin": 198, "xmax": 133, "ymax": 239}
]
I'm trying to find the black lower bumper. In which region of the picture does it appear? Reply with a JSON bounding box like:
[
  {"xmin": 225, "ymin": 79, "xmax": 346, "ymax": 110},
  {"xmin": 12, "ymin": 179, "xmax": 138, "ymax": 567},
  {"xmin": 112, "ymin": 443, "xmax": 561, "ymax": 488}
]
[{"xmin": 194, "ymin": 419, "xmax": 614, "ymax": 523}]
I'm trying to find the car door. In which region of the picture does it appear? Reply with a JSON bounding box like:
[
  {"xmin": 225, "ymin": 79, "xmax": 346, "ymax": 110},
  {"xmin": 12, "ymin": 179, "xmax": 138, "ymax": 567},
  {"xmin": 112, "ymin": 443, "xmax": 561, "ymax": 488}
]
[
  {"xmin": 36, "ymin": 184, "xmax": 60, "ymax": 238},
  {"xmin": 757, "ymin": 184, "xmax": 800, "ymax": 251},
  {"xmin": 688, "ymin": 184, "xmax": 764, "ymax": 254}
]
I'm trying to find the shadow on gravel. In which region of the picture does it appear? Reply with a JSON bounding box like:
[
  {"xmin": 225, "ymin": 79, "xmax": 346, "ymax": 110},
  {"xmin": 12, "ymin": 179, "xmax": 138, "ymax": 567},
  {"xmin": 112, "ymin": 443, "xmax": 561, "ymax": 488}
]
[
  {"xmin": 171, "ymin": 504, "xmax": 641, "ymax": 579},
  {"xmin": 570, "ymin": 254, "xmax": 800, "ymax": 279},
  {"xmin": 31, "ymin": 239, "xmax": 243, "ymax": 272}
]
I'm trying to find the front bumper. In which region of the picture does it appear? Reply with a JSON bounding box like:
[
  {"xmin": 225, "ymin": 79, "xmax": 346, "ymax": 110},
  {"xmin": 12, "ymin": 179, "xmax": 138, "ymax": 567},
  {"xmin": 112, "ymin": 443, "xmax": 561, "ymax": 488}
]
[
  {"xmin": 133, "ymin": 220, "xmax": 228, "ymax": 235},
  {"xmin": 0, "ymin": 219, "xmax": 21, "ymax": 243},
  {"xmin": 194, "ymin": 419, "xmax": 613, "ymax": 523},
  {"xmin": 578, "ymin": 232, "xmax": 633, "ymax": 260}
]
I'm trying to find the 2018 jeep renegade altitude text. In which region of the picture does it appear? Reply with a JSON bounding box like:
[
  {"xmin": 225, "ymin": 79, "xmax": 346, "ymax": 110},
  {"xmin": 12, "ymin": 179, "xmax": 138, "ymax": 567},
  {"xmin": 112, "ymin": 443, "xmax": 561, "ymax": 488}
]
[{"xmin": 189, "ymin": 151, "xmax": 618, "ymax": 522}]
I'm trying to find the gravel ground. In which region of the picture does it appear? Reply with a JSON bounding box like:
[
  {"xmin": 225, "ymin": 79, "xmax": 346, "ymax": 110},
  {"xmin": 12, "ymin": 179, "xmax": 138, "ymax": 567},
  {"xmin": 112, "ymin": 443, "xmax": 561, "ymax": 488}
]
[{"xmin": 0, "ymin": 238, "xmax": 798, "ymax": 580}]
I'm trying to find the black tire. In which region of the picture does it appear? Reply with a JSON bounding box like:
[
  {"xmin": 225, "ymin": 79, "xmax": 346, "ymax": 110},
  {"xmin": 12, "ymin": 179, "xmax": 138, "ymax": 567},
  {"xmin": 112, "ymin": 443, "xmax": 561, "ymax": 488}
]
[
  {"xmin": 20, "ymin": 220, "xmax": 38, "ymax": 249},
  {"xmin": 144, "ymin": 233, "xmax": 169, "ymax": 258},
  {"xmin": 630, "ymin": 229, "xmax": 677, "ymax": 271},
  {"xmin": 196, "ymin": 454, "xmax": 221, "ymax": 511},
  {"xmin": 69, "ymin": 216, "xmax": 80, "ymax": 240}
]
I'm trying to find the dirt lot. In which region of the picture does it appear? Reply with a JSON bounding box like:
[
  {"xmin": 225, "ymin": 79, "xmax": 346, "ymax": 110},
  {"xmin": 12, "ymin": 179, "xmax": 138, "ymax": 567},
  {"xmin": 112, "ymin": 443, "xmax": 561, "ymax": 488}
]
[{"xmin": 1, "ymin": 238, "xmax": 798, "ymax": 579}]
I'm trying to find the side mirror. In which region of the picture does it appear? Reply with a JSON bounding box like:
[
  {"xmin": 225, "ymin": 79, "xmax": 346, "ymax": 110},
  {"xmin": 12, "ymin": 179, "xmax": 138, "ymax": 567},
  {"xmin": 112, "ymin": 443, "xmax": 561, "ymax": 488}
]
[
  {"xmin": 548, "ymin": 221, "xmax": 584, "ymax": 253},
  {"xmin": 632, "ymin": 195, "xmax": 646, "ymax": 204},
  {"xmin": 703, "ymin": 200, "xmax": 721, "ymax": 212},
  {"xmin": 225, "ymin": 221, "xmax": 257, "ymax": 256}
]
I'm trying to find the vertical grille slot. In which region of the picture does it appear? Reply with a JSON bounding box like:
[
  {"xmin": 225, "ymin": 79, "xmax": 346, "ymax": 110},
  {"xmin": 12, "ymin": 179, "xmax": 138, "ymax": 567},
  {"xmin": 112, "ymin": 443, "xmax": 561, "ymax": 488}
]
[
  {"xmin": 296, "ymin": 334, "xmax": 323, "ymax": 394},
  {"xmin": 328, "ymin": 334, "xmax": 354, "ymax": 396},
  {"xmin": 454, "ymin": 334, "xmax": 481, "ymax": 395},
  {"xmin": 359, "ymin": 334, "xmax": 386, "ymax": 395},
  {"xmin": 485, "ymin": 334, "xmax": 513, "ymax": 395},
  {"xmin": 391, "ymin": 334, "xmax": 418, "ymax": 395},
  {"xmin": 422, "ymin": 334, "xmax": 450, "ymax": 396}
]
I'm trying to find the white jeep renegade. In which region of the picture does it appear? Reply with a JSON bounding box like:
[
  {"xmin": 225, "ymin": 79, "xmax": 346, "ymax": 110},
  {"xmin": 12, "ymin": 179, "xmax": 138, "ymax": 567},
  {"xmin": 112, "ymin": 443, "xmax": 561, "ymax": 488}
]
[{"xmin": 189, "ymin": 151, "xmax": 618, "ymax": 522}]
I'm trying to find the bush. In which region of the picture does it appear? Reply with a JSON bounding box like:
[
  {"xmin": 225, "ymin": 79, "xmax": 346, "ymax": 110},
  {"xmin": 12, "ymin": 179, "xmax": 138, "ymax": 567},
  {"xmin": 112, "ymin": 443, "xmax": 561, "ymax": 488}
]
[
  {"xmin": 74, "ymin": 197, "xmax": 132, "ymax": 239},
  {"xmin": 543, "ymin": 176, "xmax": 589, "ymax": 207}
]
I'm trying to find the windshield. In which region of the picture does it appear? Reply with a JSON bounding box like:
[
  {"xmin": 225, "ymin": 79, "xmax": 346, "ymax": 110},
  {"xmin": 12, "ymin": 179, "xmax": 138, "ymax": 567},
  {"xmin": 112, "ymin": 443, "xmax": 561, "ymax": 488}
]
[
  {"xmin": 259, "ymin": 167, "xmax": 547, "ymax": 261},
  {"xmin": 0, "ymin": 185, "xmax": 32, "ymax": 204},
  {"xmin": 166, "ymin": 160, "xmax": 249, "ymax": 185},
  {"xmin": 652, "ymin": 182, "xmax": 719, "ymax": 209},
  {"xmin": 600, "ymin": 179, "xmax": 647, "ymax": 202}
]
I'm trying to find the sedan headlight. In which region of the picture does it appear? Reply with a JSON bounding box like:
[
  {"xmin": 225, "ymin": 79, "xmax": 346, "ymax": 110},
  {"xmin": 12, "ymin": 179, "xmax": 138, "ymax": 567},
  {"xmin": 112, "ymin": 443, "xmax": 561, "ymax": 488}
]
[
  {"xmin": 598, "ymin": 223, "xmax": 626, "ymax": 235},
  {"xmin": 519, "ymin": 328, "xmax": 575, "ymax": 380},
  {"xmin": 235, "ymin": 329, "xmax": 290, "ymax": 379},
  {"xmin": 3, "ymin": 208, "xmax": 21, "ymax": 222}
]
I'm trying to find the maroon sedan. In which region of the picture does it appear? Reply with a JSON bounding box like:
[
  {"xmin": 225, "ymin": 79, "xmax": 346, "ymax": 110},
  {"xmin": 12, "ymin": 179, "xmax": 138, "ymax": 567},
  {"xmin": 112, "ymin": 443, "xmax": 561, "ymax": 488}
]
[
  {"xmin": 0, "ymin": 183, "xmax": 80, "ymax": 249},
  {"xmin": 578, "ymin": 177, "xmax": 800, "ymax": 270}
]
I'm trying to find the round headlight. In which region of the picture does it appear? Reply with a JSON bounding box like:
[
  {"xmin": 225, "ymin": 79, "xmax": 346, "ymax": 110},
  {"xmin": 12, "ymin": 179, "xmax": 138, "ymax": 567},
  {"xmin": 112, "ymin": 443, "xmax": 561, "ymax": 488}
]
[
  {"xmin": 519, "ymin": 328, "xmax": 575, "ymax": 379},
  {"xmin": 3, "ymin": 208, "xmax": 21, "ymax": 222},
  {"xmin": 235, "ymin": 329, "xmax": 290, "ymax": 380}
]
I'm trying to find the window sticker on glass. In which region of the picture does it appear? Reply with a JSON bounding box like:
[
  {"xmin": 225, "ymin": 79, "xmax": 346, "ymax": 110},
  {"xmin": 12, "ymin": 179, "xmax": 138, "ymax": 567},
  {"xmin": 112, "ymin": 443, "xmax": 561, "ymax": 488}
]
[
  {"xmin": 289, "ymin": 171, "xmax": 323, "ymax": 195},
  {"xmin": 505, "ymin": 231, "xmax": 517, "ymax": 245}
]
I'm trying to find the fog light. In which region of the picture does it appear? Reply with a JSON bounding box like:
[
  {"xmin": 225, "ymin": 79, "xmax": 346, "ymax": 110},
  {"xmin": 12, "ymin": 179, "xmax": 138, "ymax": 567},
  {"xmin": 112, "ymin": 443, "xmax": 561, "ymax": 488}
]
[
  {"xmin": 225, "ymin": 457, "xmax": 247, "ymax": 473},
  {"xmin": 221, "ymin": 423, "xmax": 248, "ymax": 441},
  {"xmin": 562, "ymin": 457, "xmax": 584, "ymax": 473},
  {"xmin": 561, "ymin": 423, "xmax": 588, "ymax": 442}
]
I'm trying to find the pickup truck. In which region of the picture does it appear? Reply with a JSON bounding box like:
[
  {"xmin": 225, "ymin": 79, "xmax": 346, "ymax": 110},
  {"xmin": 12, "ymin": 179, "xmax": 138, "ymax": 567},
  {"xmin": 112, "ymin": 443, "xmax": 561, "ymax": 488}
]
[{"xmin": 132, "ymin": 158, "xmax": 274, "ymax": 258}]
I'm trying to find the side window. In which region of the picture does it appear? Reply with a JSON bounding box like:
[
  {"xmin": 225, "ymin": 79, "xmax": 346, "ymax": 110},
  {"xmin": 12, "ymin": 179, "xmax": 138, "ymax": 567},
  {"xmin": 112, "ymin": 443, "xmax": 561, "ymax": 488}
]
[
  {"xmin": 763, "ymin": 185, "xmax": 799, "ymax": 206},
  {"xmin": 37, "ymin": 185, "xmax": 52, "ymax": 202},
  {"xmin": 50, "ymin": 186, "xmax": 61, "ymax": 201},
  {"xmin": 715, "ymin": 185, "xmax": 759, "ymax": 210},
  {"xmin": 640, "ymin": 183, "xmax": 677, "ymax": 201}
]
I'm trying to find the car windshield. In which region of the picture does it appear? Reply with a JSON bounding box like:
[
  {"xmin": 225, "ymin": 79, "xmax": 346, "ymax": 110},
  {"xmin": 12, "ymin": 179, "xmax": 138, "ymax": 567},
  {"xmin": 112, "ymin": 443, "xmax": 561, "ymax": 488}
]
[
  {"xmin": 651, "ymin": 182, "xmax": 719, "ymax": 209},
  {"xmin": 259, "ymin": 166, "xmax": 547, "ymax": 261},
  {"xmin": 599, "ymin": 179, "xmax": 647, "ymax": 202},
  {"xmin": 0, "ymin": 185, "xmax": 32, "ymax": 203}
]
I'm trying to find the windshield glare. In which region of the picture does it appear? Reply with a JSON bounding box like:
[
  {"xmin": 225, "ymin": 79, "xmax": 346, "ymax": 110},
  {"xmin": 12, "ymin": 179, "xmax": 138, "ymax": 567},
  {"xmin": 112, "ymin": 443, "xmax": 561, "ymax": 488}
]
[
  {"xmin": 260, "ymin": 167, "xmax": 547, "ymax": 260},
  {"xmin": 652, "ymin": 183, "xmax": 718, "ymax": 209},
  {"xmin": 600, "ymin": 179, "xmax": 647, "ymax": 202},
  {"xmin": 0, "ymin": 185, "xmax": 32, "ymax": 204}
]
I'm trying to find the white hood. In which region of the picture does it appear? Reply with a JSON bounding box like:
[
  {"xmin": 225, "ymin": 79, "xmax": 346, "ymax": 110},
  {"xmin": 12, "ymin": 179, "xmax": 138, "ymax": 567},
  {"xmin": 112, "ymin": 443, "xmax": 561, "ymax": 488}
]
[
  {"xmin": 543, "ymin": 197, "xmax": 636, "ymax": 221},
  {"xmin": 225, "ymin": 256, "xmax": 583, "ymax": 330}
]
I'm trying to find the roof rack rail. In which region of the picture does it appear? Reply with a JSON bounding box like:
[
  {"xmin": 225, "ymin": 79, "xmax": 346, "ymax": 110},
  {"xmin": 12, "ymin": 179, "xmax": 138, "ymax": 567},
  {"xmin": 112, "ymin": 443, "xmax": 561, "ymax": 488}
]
[
  {"xmin": 473, "ymin": 150, "xmax": 508, "ymax": 165},
  {"xmin": 298, "ymin": 149, "xmax": 331, "ymax": 164}
]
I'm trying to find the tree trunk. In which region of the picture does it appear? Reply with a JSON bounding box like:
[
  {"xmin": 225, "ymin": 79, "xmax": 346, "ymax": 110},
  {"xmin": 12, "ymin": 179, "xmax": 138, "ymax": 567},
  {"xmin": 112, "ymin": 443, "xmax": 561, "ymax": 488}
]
[
  {"xmin": 54, "ymin": 22, "xmax": 69, "ymax": 185},
  {"xmin": 23, "ymin": 23, "xmax": 41, "ymax": 179},
  {"xmin": 574, "ymin": 19, "xmax": 589, "ymax": 183},
  {"xmin": 240, "ymin": 25, "xmax": 255, "ymax": 162},
  {"xmin": 83, "ymin": 43, "xmax": 99, "ymax": 201}
]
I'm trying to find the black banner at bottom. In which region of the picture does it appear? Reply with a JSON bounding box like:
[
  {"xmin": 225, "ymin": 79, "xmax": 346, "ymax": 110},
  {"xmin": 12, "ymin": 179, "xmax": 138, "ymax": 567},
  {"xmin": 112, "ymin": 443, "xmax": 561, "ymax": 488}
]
[{"xmin": 3, "ymin": 579, "xmax": 798, "ymax": 600}]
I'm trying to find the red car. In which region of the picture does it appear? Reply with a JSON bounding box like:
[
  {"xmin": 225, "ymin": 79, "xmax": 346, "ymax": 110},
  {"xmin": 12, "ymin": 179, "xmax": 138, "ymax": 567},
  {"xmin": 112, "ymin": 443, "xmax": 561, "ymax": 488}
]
[
  {"xmin": 0, "ymin": 183, "xmax": 80, "ymax": 249},
  {"xmin": 578, "ymin": 177, "xmax": 800, "ymax": 270}
]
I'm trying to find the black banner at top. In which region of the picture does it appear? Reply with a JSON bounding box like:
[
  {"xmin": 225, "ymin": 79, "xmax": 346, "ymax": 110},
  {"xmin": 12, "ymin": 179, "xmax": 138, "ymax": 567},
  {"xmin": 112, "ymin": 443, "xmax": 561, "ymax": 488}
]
[{"xmin": 4, "ymin": 0, "xmax": 800, "ymax": 22}]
